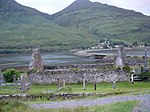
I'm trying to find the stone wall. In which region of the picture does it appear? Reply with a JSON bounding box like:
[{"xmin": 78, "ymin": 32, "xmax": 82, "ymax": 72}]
[{"xmin": 28, "ymin": 64, "xmax": 130, "ymax": 84}]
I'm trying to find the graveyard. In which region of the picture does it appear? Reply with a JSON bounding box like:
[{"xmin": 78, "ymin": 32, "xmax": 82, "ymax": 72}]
[{"xmin": 0, "ymin": 46, "xmax": 150, "ymax": 112}]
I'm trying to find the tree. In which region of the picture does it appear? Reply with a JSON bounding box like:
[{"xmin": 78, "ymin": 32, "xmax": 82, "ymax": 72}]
[{"xmin": 3, "ymin": 69, "xmax": 20, "ymax": 83}]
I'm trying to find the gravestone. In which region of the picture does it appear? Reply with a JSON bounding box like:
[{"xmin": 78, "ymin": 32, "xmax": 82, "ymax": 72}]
[
  {"xmin": 0, "ymin": 74, "xmax": 4, "ymax": 85},
  {"xmin": 115, "ymin": 45, "xmax": 127, "ymax": 67},
  {"xmin": 112, "ymin": 80, "xmax": 116, "ymax": 89},
  {"xmin": 143, "ymin": 48, "xmax": 149, "ymax": 72},
  {"xmin": 131, "ymin": 68, "xmax": 135, "ymax": 84},
  {"xmin": 144, "ymin": 48, "xmax": 148, "ymax": 68},
  {"xmin": 94, "ymin": 82, "xmax": 96, "ymax": 90},
  {"xmin": 0, "ymin": 69, "xmax": 4, "ymax": 85},
  {"xmin": 13, "ymin": 74, "xmax": 17, "ymax": 85},
  {"xmin": 63, "ymin": 80, "xmax": 65, "ymax": 88},
  {"xmin": 82, "ymin": 78, "xmax": 86, "ymax": 90},
  {"xmin": 29, "ymin": 48, "xmax": 44, "ymax": 71},
  {"xmin": 57, "ymin": 78, "xmax": 63, "ymax": 89},
  {"xmin": 20, "ymin": 75, "xmax": 26, "ymax": 92},
  {"xmin": 20, "ymin": 75, "xmax": 30, "ymax": 92}
]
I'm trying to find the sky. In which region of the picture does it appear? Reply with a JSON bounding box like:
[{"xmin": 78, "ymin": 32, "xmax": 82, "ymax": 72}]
[{"xmin": 15, "ymin": 0, "xmax": 150, "ymax": 16}]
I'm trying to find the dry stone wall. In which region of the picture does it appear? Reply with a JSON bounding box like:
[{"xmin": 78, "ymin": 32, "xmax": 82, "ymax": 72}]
[{"xmin": 28, "ymin": 64, "xmax": 130, "ymax": 84}]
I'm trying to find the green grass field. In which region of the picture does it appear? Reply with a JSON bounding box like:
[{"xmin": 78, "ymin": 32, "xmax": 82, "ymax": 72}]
[{"xmin": 0, "ymin": 82, "xmax": 150, "ymax": 95}]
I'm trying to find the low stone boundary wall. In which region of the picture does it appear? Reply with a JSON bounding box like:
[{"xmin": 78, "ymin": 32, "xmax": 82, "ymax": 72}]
[{"xmin": 0, "ymin": 91, "xmax": 135, "ymax": 101}]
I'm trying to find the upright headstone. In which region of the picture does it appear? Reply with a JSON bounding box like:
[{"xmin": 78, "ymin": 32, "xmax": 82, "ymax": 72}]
[
  {"xmin": 13, "ymin": 74, "xmax": 17, "ymax": 85},
  {"xmin": 144, "ymin": 48, "xmax": 148, "ymax": 68},
  {"xmin": 115, "ymin": 45, "xmax": 127, "ymax": 67},
  {"xmin": 20, "ymin": 75, "xmax": 26, "ymax": 92},
  {"xmin": 94, "ymin": 82, "xmax": 96, "ymax": 90},
  {"xmin": 83, "ymin": 78, "xmax": 86, "ymax": 90},
  {"xmin": 131, "ymin": 68, "xmax": 135, "ymax": 84},
  {"xmin": 57, "ymin": 78, "xmax": 61, "ymax": 89},
  {"xmin": 0, "ymin": 75, "xmax": 4, "ymax": 85},
  {"xmin": 112, "ymin": 80, "xmax": 116, "ymax": 90},
  {"xmin": 29, "ymin": 48, "xmax": 44, "ymax": 71},
  {"xmin": 0, "ymin": 69, "xmax": 4, "ymax": 85},
  {"xmin": 63, "ymin": 80, "xmax": 65, "ymax": 88},
  {"xmin": 143, "ymin": 48, "xmax": 149, "ymax": 72}
]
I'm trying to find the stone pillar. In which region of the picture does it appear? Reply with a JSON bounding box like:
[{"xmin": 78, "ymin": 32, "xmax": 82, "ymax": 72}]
[
  {"xmin": 29, "ymin": 48, "xmax": 44, "ymax": 71},
  {"xmin": 144, "ymin": 48, "xmax": 148, "ymax": 68},
  {"xmin": 13, "ymin": 74, "xmax": 17, "ymax": 85},
  {"xmin": 115, "ymin": 45, "xmax": 127, "ymax": 67},
  {"xmin": 94, "ymin": 82, "xmax": 96, "ymax": 90},
  {"xmin": 63, "ymin": 80, "xmax": 65, "ymax": 88},
  {"xmin": 112, "ymin": 80, "xmax": 116, "ymax": 89},
  {"xmin": 83, "ymin": 78, "xmax": 85, "ymax": 90},
  {"xmin": 0, "ymin": 69, "xmax": 4, "ymax": 85},
  {"xmin": 20, "ymin": 75, "xmax": 26, "ymax": 92}
]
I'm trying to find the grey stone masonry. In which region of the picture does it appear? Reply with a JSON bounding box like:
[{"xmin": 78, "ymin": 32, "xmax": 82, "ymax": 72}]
[
  {"xmin": 29, "ymin": 48, "xmax": 44, "ymax": 71},
  {"xmin": 28, "ymin": 64, "xmax": 130, "ymax": 84},
  {"xmin": 115, "ymin": 45, "xmax": 127, "ymax": 67}
]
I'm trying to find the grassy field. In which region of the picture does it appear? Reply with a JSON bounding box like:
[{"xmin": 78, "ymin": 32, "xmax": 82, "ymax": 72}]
[
  {"xmin": 0, "ymin": 82, "xmax": 150, "ymax": 95},
  {"xmin": 0, "ymin": 100, "xmax": 139, "ymax": 112},
  {"xmin": 0, "ymin": 82, "xmax": 146, "ymax": 112}
]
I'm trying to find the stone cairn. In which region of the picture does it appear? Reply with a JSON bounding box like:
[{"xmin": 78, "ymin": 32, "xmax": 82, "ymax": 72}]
[
  {"xmin": 29, "ymin": 48, "xmax": 44, "ymax": 71},
  {"xmin": 115, "ymin": 45, "xmax": 127, "ymax": 67}
]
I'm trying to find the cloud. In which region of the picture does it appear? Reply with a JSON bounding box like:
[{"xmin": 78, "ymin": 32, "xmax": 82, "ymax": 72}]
[{"xmin": 15, "ymin": 0, "xmax": 150, "ymax": 15}]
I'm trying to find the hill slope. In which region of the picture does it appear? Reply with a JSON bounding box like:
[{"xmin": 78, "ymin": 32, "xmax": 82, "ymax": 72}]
[
  {"xmin": 0, "ymin": 0, "xmax": 97, "ymax": 53},
  {"xmin": 50, "ymin": 0, "xmax": 150, "ymax": 43}
]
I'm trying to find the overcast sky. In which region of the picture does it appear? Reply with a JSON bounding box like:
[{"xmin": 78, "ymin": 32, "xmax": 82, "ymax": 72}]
[{"xmin": 15, "ymin": 0, "xmax": 150, "ymax": 16}]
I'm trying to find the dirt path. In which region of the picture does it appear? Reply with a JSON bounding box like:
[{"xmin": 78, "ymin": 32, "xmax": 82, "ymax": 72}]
[{"xmin": 31, "ymin": 94, "xmax": 150, "ymax": 111}]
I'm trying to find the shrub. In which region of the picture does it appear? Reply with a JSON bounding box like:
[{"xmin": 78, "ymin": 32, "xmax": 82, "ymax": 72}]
[
  {"xmin": 140, "ymin": 72, "xmax": 150, "ymax": 81},
  {"xmin": 122, "ymin": 65, "xmax": 131, "ymax": 73},
  {"xmin": 3, "ymin": 69, "xmax": 20, "ymax": 83}
]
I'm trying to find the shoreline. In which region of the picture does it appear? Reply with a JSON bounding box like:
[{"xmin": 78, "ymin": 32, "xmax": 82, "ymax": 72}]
[{"xmin": 74, "ymin": 47, "xmax": 150, "ymax": 57}]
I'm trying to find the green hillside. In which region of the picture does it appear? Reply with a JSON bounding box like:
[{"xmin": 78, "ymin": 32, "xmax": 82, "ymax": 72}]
[
  {"xmin": 1, "ymin": 0, "xmax": 150, "ymax": 53},
  {"xmin": 0, "ymin": 0, "xmax": 97, "ymax": 53},
  {"xmin": 50, "ymin": 0, "xmax": 150, "ymax": 43}
]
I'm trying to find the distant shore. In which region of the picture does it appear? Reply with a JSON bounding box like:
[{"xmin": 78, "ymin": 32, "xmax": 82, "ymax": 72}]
[{"xmin": 74, "ymin": 47, "xmax": 150, "ymax": 57}]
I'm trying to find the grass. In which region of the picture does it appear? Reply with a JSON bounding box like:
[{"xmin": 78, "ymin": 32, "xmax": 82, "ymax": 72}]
[
  {"xmin": 89, "ymin": 100, "xmax": 139, "ymax": 112},
  {"xmin": 0, "ymin": 82, "xmax": 150, "ymax": 95},
  {"xmin": 0, "ymin": 100, "xmax": 139, "ymax": 112}
]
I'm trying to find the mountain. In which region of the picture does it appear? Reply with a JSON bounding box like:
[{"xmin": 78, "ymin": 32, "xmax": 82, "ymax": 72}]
[
  {"xmin": 1, "ymin": 0, "xmax": 150, "ymax": 53},
  {"xmin": 0, "ymin": 0, "xmax": 97, "ymax": 53},
  {"xmin": 50, "ymin": 0, "xmax": 150, "ymax": 43}
]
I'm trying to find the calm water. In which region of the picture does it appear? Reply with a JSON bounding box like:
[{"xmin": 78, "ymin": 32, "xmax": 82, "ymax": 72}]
[
  {"xmin": 0, "ymin": 49, "xmax": 149, "ymax": 69},
  {"xmin": 0, "ymin": 52, "xmax": 98, "ymax": 69}
]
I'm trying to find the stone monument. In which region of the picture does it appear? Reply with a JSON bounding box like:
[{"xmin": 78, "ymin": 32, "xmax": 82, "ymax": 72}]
[
  {"xmin": 115, "ymin": 45, "xmax": 127, "ymax": 67},
  {"xmin": 20, "ymin": 75, "xmax": 30, "ymax": 92},
  {"xmin": 144, "ymin": 48, "xmax": 148, "ymax": 68},
  {"xmin": 82, "ymin": 78, "xmax": 86, "ymax": 90},
  {"xmin": 0, "ymin": 69, "xmax": 4, "ymax": 85},
  {"xmin": 20, "ymin": 75, "xmax": 26, "ymax": 92},
  {"xmin": 29, "ymin": 48, "xmax": 44, "ymax": 71},
  {"xmin": 143, "ymin": 48, "xmax": 149, "ymax": 72},
  {"xmin": 13, "ymin": 74, "xmax": 17, "ymax": 85},
  {"xmin": 63, "ymin": 80, "xmax": 65, "ymax": 88}
]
